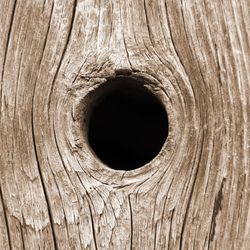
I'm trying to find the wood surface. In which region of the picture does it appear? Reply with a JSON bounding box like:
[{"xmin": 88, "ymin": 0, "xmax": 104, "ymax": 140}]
[{"xmin": 0, "ymin": 0, "xmax": 249, "ymax": 249}]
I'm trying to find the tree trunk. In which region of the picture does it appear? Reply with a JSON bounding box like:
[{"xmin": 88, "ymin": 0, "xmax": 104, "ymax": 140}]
[{"xmin": 0, "ymin": 0, "xmax": 249, "ymax": 249}]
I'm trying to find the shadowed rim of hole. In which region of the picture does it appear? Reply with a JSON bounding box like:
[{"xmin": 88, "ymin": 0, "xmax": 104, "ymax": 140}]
[{"xmin": 84, "ymin": 76, "xmax": 169, "ymax": 171}]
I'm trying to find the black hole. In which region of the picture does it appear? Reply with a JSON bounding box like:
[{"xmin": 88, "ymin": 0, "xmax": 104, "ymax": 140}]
[{"xmin": 87, "ymin": 77, "xmax": 169, "ymax": 171}]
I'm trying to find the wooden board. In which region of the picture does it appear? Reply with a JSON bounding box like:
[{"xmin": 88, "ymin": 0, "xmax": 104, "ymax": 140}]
[{"xmin": 0, "ymin": 0, "xmax": 249, "ymax": 249}]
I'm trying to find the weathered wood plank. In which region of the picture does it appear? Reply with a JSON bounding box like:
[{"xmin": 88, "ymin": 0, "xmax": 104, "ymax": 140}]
[{"xmin": 0, "ymin": 0, "xmax": 249, "ymax": 249}]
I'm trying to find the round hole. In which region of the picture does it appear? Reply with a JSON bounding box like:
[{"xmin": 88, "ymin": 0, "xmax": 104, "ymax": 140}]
[{"xmin": 86, "ymin": 77, "xmax": 169, "ymax": 171}]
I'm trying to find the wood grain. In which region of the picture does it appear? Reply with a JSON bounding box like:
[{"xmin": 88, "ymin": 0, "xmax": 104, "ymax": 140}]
[{"xmin": 0, "ymin": 0, "xmax": 249, "ymax": 249}]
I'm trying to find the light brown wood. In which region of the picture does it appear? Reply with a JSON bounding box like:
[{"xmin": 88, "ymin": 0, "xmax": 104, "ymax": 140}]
[{"xmin": 0, "ymin": 0, "xmax": 250, "ymax": 249}]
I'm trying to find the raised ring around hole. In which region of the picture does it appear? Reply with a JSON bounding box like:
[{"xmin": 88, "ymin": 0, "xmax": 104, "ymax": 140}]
[{"xmin": 85, "ymin": 76, "xmax": 169, "ymax": 171}]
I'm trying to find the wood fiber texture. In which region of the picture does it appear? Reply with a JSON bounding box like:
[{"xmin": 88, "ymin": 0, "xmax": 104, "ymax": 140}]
[{"xmin": 0, "ymin": 0, "xmax": 249, "ymax": 249}]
